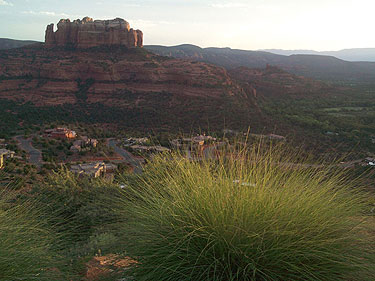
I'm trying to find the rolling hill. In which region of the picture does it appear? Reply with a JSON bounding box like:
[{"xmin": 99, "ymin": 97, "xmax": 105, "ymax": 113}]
[
  {"xmin": 145, "ymin": 44, "xmax": 375, "ymax": 82},
  {"xmin": 264, "ymin": 48, "xmax": 375, "ymax": 62},
  {"xmin": 0, "ymin": 38, "xmax": 39, "ymax": 50}
]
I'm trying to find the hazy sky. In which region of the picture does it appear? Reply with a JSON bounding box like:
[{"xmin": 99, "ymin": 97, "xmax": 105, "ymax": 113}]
[{"xmin": 0, "ymin": 0, "xmax": 374, "ymax": 50}]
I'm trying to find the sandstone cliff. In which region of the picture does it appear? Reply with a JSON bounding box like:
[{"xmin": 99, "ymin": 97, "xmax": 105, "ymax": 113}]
[
  {"xmin": 45, "ymin": 17, "xmax": 143, "ymax": 48},
  {"xmin": 0, "ymin": 45, "xmax": 261, "ymax": 131}
]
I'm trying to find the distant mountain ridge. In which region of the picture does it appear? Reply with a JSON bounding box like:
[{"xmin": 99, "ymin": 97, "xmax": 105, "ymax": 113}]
[
  {"xmin": 3, "ymin": 38, "xmax": 375, "ymax": 82},
  {"xmin": 263, "ymin": 48, "xmax": 375, "ymax": 62},
  {"xmin": 2, "ymin": 37, "xmax": 375, "ymax": 63},
  {"xmin": 0, "ymin": 38, "xmax": 39, "ymax": 50},
  {"xmin": 145, "ymin": 44, "xmax": 375, "ymax": 82}
]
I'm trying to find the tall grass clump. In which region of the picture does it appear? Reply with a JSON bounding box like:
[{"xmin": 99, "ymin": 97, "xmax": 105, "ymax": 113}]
[
  {"xmin": 119, "ymin": 143, "xmax": 375, "ymax": 281},
  {"xmin": 0, "ymin": 181, "xmax": 57, "ymax": 280}
]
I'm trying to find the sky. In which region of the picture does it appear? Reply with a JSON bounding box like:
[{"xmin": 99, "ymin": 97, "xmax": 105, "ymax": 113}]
[{"xmin": 0, "ymin": 0, "xmax": 374, "ymax": 51}]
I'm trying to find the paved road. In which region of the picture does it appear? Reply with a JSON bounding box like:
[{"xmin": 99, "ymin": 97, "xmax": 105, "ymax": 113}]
[
  {"xmin": 15, "ymin": 136, "xmax": 42, "ymax": 168},
  {"xmin": 108, "ymin": 139, "xmax": 143, "ymax": 174}
]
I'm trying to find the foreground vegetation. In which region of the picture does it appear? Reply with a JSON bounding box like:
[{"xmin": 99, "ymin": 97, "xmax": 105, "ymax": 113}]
[
  {"xmin": 0, "ymin": 180, "xmax": 57, "ymax": 280},
  {"xmin": 0, "ymin": 171, "xmax": 127, "ymax": 280},
  {"xmin": 0, "ymin": 142, "xmax": 374, "ymax": 280},
  {"xmin": 119, "ymin": 145, "xmax": 375, "ymax": 280}
]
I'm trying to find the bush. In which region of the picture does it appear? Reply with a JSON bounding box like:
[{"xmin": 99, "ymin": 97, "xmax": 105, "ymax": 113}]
[{"xmin": 119, "ymin": 144, "xmax": 375, "ymax": 281}]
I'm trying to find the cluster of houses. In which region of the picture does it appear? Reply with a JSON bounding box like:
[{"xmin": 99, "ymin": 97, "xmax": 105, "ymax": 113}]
[
  {"xmin": 70, "ymin": 162, "xmax": 117, "ymax": 178},
  {"xmin": 43, "ymin": 128, "xmax": 119, "ymax": 177},
  {"xmin": 123, "ymin": 137, "xmax": 170, "ymax": 154},
  {"xmin": 170, "ymin": 134, "xmax": 218, "ymax": 148},
  {"xmin": 45, "ymin": 127, "xmax": 98, "ymax": 153},
  {"xmin": 45, "ymin": 127, "xmax": 77, "ymax": 140},
  {"xmin": 170, "ymin": 134, "xmax": 226, "ymax": 160}
]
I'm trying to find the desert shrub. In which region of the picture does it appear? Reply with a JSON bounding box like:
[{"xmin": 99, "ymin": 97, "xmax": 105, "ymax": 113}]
[{"xmin": 118, "ymin": 144, "xmax": 375, "ymax": 281}]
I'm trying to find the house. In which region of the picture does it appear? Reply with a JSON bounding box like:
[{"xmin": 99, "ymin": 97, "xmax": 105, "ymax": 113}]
[
  {"xmin": 70, "ymin": 162, "xmax": 106, "ymax": 178},
  {"xmin": 171, "ymin": 135, "xmax": 217, "ymax": 148},
  {"xmin": 70, "ymin": 144, "xmax": 82, "ymax": 152},
  {"xmin": 46, "ymin": 128, "xmax": 77, "ymax": 140},
  {"xmin": 130, "ymin": 145, "xmax": 170, "ymax": 153},
  {"xmin": 70, "ymin": 137, "xmax": 99, "ymax": 152},
  {"xmin": 0, "ymin": 149, "xmax": 15, "ymax": 169},
  {"xmin": 70, "ymin": 162, "xmax": 118, "ymax": 177},
  {"xmin": 123, "ymin": 137, "xmax": 149, "ymax": 146},
  {"xmin": 0, "ymin": 149, "xmax": 15, "ymax": 159},
  {"xmin": 154, "ymin": 146, "xmax": 171, "ymax": 153},
  {"xmin": 365, "ymin": 157, "xmax": 375, "ymax": 166},
  {"xmin": 81, "ymin": 136, "xmax": 98, "ymax": 147},
  {"xmin": 190, "ymin": 135, "xmax": 216, "ymax": 145},
  {"xmin": 364, "ymin": 157, "xmax": 375, "ymax": 167}
]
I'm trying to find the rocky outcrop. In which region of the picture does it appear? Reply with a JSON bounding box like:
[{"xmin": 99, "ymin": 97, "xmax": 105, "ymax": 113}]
[{"xmin": 45, "ymin": 17, "xmax": 143, "ymax": 48}]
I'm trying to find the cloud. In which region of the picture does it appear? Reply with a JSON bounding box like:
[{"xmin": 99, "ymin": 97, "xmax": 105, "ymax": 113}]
[
  {"xmin": 122, "ymin": 4, "xmax": 142, "ymax": 7},
  {"xmin": 94, "ymin": 1, "xmax": 141, "ymax": 7},
  {"xmin": 211, "ymin": 2, "xmax": 249, "ymax": 8},
  {"xmin": 0, "ymin": 0, "xmax": 13, "ymax": 6},
  {"xmin": 21, "ymin": 10, "xmax": 77, "ymax": 18}
]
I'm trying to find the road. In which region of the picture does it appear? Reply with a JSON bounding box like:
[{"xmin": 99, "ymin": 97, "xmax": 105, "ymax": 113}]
[
  {"xmin": 108, "ymin": 139, "xmax": 143, "ymax": 174},
  {"xmin": 15, "ymin": 136, "xmax": 43, "ymax": 168}
]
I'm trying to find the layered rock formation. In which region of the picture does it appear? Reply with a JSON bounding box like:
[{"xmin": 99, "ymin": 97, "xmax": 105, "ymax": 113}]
[
  {"xmin": 45, "ymin": 17, "xmax": 143, "ymax": 48},
  {"xmin": 0, "ymin": 45, "xmax": 261, "ymax": 131}
]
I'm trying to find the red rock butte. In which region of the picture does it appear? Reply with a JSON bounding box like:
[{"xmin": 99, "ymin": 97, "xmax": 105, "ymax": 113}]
[{"xmin": 45, "ymin": 17, "xmax": 143, "ymax": 48}]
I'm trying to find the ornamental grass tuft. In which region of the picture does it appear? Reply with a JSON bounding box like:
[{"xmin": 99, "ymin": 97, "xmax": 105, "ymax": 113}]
[
  {"xmin": 119, "ymin": 143, "xmax": 375, "ymax": 281},
  {"xmin": 0, "ymin": 186, "xmax": 56, "ymax": 280}
]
